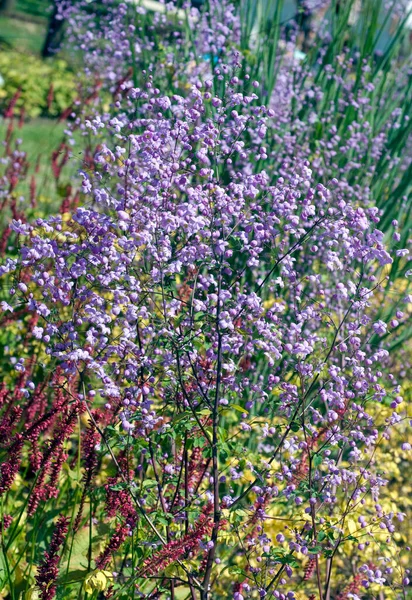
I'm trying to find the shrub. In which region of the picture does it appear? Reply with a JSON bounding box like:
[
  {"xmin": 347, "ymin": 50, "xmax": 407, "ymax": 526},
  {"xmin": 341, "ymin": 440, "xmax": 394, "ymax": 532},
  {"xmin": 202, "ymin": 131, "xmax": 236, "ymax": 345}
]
[{"xmin": 0, "ymin": 49, "xmax": 77, "ymax": 118}]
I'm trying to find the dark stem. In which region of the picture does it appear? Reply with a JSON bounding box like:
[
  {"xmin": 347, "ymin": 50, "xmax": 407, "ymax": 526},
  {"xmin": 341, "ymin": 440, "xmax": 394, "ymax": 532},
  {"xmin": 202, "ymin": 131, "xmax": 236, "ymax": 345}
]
[{"xmin": 201, "ymin": 271, "xmax": 223, "ymax": 599}]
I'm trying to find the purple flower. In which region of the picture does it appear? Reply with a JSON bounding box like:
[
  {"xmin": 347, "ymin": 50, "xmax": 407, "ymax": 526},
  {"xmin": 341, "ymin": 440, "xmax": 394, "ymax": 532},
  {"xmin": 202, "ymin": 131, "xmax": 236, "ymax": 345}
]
[{"xmin": 373, "ymin": 321, "xmax": 387, "ymax": 336}]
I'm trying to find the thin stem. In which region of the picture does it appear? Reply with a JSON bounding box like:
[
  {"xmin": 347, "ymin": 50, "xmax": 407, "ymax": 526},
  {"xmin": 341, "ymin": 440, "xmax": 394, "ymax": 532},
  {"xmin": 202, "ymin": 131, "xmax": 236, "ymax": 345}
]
[{"xmin": 201, "ymin": 270, "xmax": 223, "ymax": 599}]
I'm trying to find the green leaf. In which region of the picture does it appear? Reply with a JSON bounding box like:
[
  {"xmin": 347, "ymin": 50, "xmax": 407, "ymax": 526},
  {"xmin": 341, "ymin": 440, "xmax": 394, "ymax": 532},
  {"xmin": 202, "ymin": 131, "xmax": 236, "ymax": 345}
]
[
  {"xmin": 228, "ymin": 566, "xmax": 243, "ymax": 575},
  {"xmin": 308, "ymin": 546, "xmax": 322, "ymax": 554},
  {"xmin": 313, "ymin": 455, "xmax": 323, "ymax": 468},
  {"xmin": 173, "ymin": 411, "xmax": 192, "ymax": 423},
  {"xmin": 57, "ymin": 569, "xmax": 89, "ymax": 586},
  {"xmin": 230, "ymin": 404, "xmax": 248, "ymax": 414},
  {"xmin": 142, "ymin": 479, "xmax": 158, "ymax": 488}
]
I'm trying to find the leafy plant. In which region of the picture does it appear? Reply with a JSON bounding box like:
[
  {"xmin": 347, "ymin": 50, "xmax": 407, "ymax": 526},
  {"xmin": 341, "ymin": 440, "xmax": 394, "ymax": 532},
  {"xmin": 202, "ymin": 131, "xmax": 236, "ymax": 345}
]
[{"xmin": 0, "ymin": 50, "xmax": 77, "ymax": 118}]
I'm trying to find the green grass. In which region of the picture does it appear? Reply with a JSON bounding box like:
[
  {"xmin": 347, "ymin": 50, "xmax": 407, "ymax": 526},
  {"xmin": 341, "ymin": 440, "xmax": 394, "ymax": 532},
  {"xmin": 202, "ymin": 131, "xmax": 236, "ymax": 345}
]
[
  {"xmin": 1, "ymin": 117, "xmax": 66, "ymax": 161},
  {"xmin": 0, "ymin": 14, "xmax": 47, "ymax": 54},
  {"xmin": 0, "ymin": 118, "xmax": 80, "ymax": 215}
]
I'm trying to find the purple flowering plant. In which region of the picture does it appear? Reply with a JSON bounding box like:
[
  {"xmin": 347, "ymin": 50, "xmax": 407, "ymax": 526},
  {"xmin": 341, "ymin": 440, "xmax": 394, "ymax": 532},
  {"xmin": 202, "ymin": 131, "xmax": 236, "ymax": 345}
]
[{"xmin": 0, "ymin": 1, "xmax": 411, "ymax": 599}]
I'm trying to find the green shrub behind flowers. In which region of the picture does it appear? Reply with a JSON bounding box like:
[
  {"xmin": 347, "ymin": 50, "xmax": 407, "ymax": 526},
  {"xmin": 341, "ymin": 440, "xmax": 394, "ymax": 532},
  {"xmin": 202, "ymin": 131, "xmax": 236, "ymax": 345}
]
[{"xmin": 0, "ymin": 50, "xmax": 77, "ymax": 118}]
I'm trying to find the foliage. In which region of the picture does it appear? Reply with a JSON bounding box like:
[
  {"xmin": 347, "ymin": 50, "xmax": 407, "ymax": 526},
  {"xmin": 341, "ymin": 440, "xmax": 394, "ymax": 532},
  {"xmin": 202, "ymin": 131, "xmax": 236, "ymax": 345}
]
[{"xmin": 0, "ymin": 50, "xmax": 77, "ymax": 118}]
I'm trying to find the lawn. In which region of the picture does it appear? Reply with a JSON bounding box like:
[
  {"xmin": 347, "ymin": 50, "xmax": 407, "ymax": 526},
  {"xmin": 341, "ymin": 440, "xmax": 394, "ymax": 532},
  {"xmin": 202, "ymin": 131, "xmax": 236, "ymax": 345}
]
[
  {"xmin": 0, "ymin": 14, "xmax": 47, "ymax": 54},
  {"xmin": 0, "ymin": 117, "xmax": 80, "ymax": 218}
]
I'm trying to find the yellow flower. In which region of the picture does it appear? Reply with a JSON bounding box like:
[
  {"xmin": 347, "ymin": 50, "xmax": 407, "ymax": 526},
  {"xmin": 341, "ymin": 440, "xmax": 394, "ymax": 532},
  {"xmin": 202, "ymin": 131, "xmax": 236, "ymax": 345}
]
[{"xmin": 83, "ymin": 570, "xmax": 113, "ymax": 593}]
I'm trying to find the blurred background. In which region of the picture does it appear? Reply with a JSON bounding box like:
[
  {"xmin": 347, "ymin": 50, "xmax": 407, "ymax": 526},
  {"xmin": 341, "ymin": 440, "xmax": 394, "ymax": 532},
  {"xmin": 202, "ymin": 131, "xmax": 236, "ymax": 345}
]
[
  {"xmin": 0, "ymin": 0, "xmax": 410, "ymax": 56},
  {"xmin": 0, "ymin": 0, "xmax": 409, "ymax": 210},
  {"xmin": 0, "ymin": 0, "xmax": 410, "ymax": 136}
]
